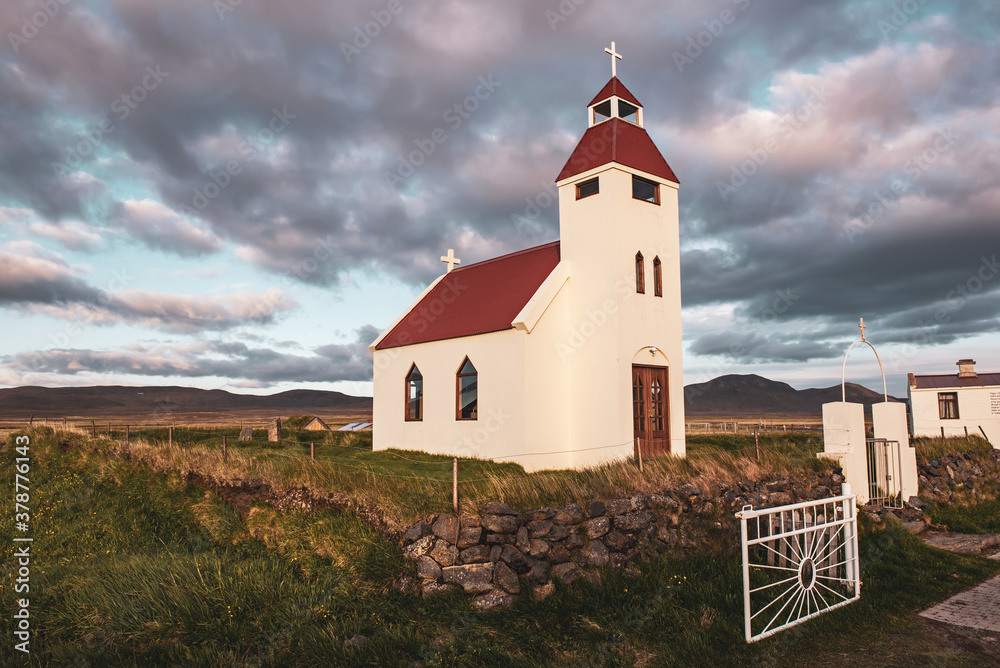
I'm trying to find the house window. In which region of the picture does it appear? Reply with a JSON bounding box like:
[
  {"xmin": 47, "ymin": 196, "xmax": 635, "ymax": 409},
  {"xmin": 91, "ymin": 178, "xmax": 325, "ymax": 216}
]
[
  {"xmin": 456, "ymin": 357, "xmax": 478, "ymax": 420},
  {"xmin": 405, "ymin": 364, "xmax": 423, "ymax": 421},
  {"xmin": 635, "ymin": 252, "xmax": 645, "ymax": 294},
  {"xmin": 653, "ymin": 256, "xmax": 662, "ymax": 297},
  {"xmin": 632, "ymin": 175, "xmax": 659, "ymax": 204},
  {"xmin": 938, "ymin": 392, "xmax": 959, "ymax": 420},
  {"xmin": 576, "ymin": 177, "xmax": 599, "ymax": 200}
]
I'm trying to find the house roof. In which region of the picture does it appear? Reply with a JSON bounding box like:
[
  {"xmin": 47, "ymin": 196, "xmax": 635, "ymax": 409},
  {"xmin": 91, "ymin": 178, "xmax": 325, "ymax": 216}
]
[
  {"xmin": 556, "ymin": 117, "xmax": 679, "ymax": 184},
  {"xmin": 911, "ymin": 373, "xmax": 1000, "ymax": 389},
  {"xmin": 374, "ymin": 241, "xmax": 561, "ymax": 350},
  {"xmin": 588, "ymin": 76, "xmax": 642, "ymax": 107}
]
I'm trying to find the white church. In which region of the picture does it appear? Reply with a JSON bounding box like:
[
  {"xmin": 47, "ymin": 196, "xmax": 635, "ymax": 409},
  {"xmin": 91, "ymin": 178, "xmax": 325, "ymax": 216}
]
[{"xmin": 370, "ymin": 45, "xmax": 686, "ymax": 471}]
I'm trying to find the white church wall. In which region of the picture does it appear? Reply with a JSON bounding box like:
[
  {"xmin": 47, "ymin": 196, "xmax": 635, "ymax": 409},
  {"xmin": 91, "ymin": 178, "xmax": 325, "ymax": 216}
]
[
  {"xmin": 909, "ymin": 385, "xmax": 1000, "ymax": 446},
  {"xmin": 521, "ymin": 275, "xmax": 578, "ymax": 471},
  {"xmin": 557, "ymin": 165, "xmax": 686, "ymax": 462},
  {"xmin": 372, "ymin": 330, "xmax": 527, "ymax": 463}
]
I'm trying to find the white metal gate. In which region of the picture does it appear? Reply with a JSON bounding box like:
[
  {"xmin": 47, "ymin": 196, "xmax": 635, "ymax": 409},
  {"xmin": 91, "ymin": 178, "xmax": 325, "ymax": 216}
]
[
  {"xmin": 736, "ymin": 484, "xmax": 861, "ymax": 642},
  {"xmin": 866, "ymin": 438, "xmax": 902, "ymax": 508}
]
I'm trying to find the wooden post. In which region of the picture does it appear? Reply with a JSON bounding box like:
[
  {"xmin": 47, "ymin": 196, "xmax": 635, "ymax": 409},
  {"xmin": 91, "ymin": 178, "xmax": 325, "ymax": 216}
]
[
  {"xmin": 168, "ymin": 425, "xmax": 173, "ymax": 447},
  {"xmin": 125, "ymin": 425, "xmax": 130, "ymax": 447},
  {"xmin": 636, "ymin": 437, "xmax": 644, "ymax": 473},
  {"xmin": 310, "ymin": 442, "xmax": 315, "ymax": 463},
  {"xmin": 964, "ymin": 426, "xmax": 969, "ymax": 439},
  {"xmin": 108, "ymin": 422, "xmax": 111, "ymax": 437},
  {"xmin": 63, "ymin": 417, "xmax": 67, "ymax": 427},
  {"xmin": 91, "ymin": 420, "xmax": 96, "ymax": 438},
  {"xmin": 29, "ymin": 414, "xmax": 33, "ymax": 426},
  {"xmin": 452, "ymin": 457, "xmax": 459, "ymax": 514},
  {"xmin": 223, "ymin": 435, "xmax": 228, "ymax": 462},
  {"xmin": 755, "ymin": 431, "xmax": 761, "ymax": 462}
]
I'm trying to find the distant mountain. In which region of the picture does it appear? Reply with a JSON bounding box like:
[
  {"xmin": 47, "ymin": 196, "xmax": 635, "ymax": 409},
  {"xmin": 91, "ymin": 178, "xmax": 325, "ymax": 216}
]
[
  {"xmin": 0, "ymin": 385, "xmax": 372, "ymax": 419},
  {"xmin": 684, "ymin": 374, "xmax": 903, "ymax": 417}
]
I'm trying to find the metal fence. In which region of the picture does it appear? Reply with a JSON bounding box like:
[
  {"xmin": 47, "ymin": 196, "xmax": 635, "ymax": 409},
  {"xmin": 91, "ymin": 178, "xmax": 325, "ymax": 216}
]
[
  {"xmin": 866, "ymin": 438, "xmax": 902, "ymax": 508},
  {"xmin": 736, "ymin": 484, "xmax": 861, "ymax": 642}
]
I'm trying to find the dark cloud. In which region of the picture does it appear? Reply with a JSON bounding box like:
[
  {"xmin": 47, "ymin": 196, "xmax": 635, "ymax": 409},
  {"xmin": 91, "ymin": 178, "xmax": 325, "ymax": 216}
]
[
  {"xmin": 1, "ymin": 326, "xmax": 376, "ymax": 384},
  {"xmin": 1, "ymin": 0, "xmax": 997, "ymax": 375}
]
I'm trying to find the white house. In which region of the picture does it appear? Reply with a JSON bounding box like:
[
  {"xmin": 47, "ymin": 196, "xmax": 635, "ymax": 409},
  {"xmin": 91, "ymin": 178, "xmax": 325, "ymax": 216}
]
[
  {"xmin": 370, "ymin": 49, "xmax": 686, "ymax": 471},
  {"xmin": 908, "ymin": 359, "xmax": 1000, "ymax": 446}
]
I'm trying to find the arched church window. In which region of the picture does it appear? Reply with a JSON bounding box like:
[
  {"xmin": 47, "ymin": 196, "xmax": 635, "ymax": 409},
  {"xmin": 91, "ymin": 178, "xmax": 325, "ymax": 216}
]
[
  {"xmin": 405, "ymin": 364, "xmax": 423, "ymax": 421},
  {"xmin": 456, "ymin": 357, "xmax": 478, "ymax": 420},
  {"xmin": 653, "ymin": 256, "xmax": 662, "ymax": 297},
  {"xmin": 635, "ymin": 252, "xmax": 645, "ymax": 294}
]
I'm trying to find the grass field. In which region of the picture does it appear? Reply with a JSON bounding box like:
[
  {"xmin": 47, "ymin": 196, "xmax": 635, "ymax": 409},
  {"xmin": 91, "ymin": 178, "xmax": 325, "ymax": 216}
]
[
  {"xmin": 87, "ymin": 425, "xmax": 834, "ymax": 529},
  {"xmin": 3, "ymin": 427, "xmax": 999, "ymax": 666}
]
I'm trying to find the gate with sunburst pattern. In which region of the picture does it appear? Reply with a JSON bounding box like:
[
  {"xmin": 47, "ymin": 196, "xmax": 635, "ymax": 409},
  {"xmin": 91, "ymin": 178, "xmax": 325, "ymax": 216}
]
[{"xmin": 736, "ymin": 484, "xmax": 861, "ymax": 642}]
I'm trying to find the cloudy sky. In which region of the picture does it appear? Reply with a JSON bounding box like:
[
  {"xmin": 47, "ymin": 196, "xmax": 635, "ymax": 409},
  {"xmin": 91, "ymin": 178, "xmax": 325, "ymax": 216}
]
[{"xmin": 1, "ymin": 0, "xmax": 997, "ymax": 398}]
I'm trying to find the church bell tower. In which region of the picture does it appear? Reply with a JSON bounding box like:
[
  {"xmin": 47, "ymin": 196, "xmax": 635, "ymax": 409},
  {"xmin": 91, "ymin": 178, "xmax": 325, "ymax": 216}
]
[{"xmin": 554, "ymin": 42, "xmax": 686, "ymax": 459}]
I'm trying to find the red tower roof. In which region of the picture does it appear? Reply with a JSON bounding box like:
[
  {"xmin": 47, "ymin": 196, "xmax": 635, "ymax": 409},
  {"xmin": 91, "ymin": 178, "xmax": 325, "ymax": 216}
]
[
  {"xmin": 375, "ymin": 242, "xmax": 561, "ymax": 350},
  {"xmin": 588, "ymin": 77, "xmax": 642, "ymax": 107},
  {"xmin": 556, "ymin": 117, "xmax": 679, "ymax": 183}
]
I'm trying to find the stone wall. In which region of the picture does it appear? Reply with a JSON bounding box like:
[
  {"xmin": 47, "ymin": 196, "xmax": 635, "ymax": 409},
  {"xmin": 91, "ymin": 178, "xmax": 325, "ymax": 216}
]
[
  {"xmin": 400, "ymin": 469, "xmax": 848, "ymax": 609},
  {"xmin": 918, "ymin": 449, "xmax": 1000, "ymax": 502}
]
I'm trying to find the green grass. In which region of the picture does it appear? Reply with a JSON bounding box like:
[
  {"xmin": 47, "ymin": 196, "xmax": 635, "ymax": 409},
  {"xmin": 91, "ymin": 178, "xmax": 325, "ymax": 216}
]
[
  {"xmin": 912, "ymin": 435, "xmax": 994, "ymax": 462},
  {"xmin": 924, "ymin": 499, "xmax": 1000, "ymax": 534},
  {"xmin": 110, "ymin": 427, "xmax": 833, "ymax": 529},
  {"xmin": 3, "ymin": 428, "xmax": 999, "ymax": 666}
]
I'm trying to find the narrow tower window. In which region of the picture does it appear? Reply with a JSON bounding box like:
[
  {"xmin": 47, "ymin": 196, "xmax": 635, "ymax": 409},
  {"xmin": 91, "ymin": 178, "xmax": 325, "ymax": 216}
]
[
  {"xmin": 576, "ymin": 177, "xmax": 599, "ymax": 200},
  {"xmin": 632, "ymin": 175, "xmax": 660, "ymax": 204},
  {"xmin": 405, "ymin": 364, "xmax": 423, "ymax": 421},
  {"xmin": 653, "ymin": 256, "xmax": 662, "ymax": 297},
  {"xmin": 456, "ymin": 357, "xmax": 478, "ymax": 420},
  {"xmin": 635, "ymin": 252, "xmax": 645, "ymax": 294}
]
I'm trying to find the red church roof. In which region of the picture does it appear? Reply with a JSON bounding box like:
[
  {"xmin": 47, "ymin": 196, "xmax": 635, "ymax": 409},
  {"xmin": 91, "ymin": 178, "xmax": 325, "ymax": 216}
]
[
  {"xmin": 588, "ymin": 77, "xmax": 642, "ymax": 107},
  {"xmin": 556, "ymin": 117, "xmax": 679, "ymax": 183},
  {"xmin": 375, "ymin": 242, "xmax": 561, "ymax": 350}
]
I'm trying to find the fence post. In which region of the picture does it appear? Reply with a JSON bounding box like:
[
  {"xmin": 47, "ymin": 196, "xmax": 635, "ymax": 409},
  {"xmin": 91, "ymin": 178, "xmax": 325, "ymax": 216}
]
[
  {"xmin": 168, "ymin": 425, "xmax": 173, "ymax": 447},
  {"xmin": 63, "ymin": 417, "xmax": 67, "ymax": 427},
  {"xmin": 125, "ymin": 425, "xmax": 130, "ymax": 447},
  {"xmin": 755, "ymin": 431, "xmax": 760, "ymax": 462},
  {"xmin": 310, "ymin": 442, "xmax": 315, "ymax": 463},
  {"xmin": 223, "ymin": 435, "xmax": 228, "ymax": 462},
  {"xmin": 841, "ymin": 482, "xmax": 857, "ymax": 586},
  {"xmin": 91, "ymin": 420, "xmax": 96, "ymax": 438},
  {"xmin": 452, "ymin": 457, "xmax": 459, "ymax": 514},
  {"xmin": 635, "ymin": 437, "xmax": 644, "ymax": 473}
]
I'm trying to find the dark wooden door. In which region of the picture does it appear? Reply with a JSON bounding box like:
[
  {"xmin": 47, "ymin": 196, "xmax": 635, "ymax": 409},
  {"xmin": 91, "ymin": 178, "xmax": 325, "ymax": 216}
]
[{"xmin": 632, "ymin": 365, "xmax": 669, "ymax": 457}]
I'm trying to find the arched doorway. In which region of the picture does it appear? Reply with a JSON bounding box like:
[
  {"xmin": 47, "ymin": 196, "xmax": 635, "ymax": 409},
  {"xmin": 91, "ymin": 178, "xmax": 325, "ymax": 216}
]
[{"xmin": 632, "ymin": 348, "xmax": 670, "ymax": 457}]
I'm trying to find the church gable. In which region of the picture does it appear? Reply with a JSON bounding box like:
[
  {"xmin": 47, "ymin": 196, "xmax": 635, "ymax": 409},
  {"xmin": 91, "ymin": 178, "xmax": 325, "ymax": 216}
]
[{"xmin": 374, "ymin": 241, "xmax": 561, "ymax": 350}]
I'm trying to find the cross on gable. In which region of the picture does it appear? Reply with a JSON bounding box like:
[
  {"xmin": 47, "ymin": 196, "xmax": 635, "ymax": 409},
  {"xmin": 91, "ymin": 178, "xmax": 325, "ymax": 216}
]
[
  {"xmin": 858, "ymin": 317, "xmax": 866, "ymax": 341},
  {"xmin": 605, "ymin": 40, "xmax": 622, "ymax": 78},
  {"xmin": 440, "ymin": 248, "xmax": 461, "ymax": 273}
]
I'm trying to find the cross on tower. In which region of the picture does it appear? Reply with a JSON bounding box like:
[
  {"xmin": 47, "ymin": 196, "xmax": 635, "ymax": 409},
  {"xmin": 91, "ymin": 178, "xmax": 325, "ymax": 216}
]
[
  {"xmin": 605, "ymin": 41, "xmax": 622, "ymax": 78},
  {"xmin": 858, "ymin": 317, "xmax": 866, "ymax": 341},
  {"xmin": 440, "ymin": 248, "xmax": 461, "ymax": 273}
]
